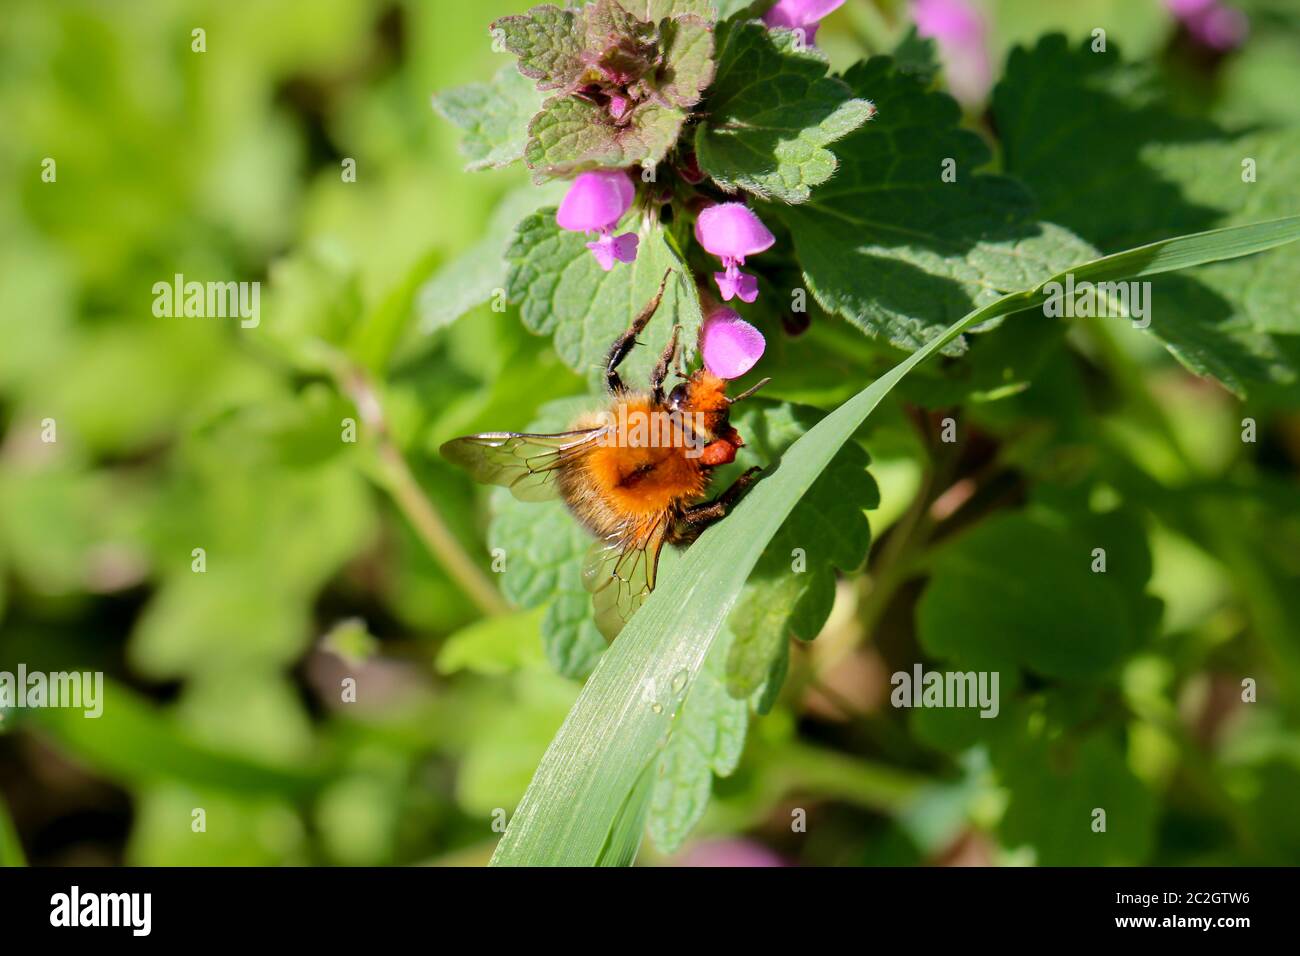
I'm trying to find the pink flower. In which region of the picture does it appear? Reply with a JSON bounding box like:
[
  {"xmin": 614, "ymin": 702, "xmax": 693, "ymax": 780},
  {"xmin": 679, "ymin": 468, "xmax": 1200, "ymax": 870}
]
[
  {"xmin": 677, "ymin": 838, "xmax": 787, "ymax": 867},
  {"xmin": 586, "ymin": 231, "xmax": 639, "ymax": 270},
  {"xmin": 608, "ymin": 93, "xmax": 632, "ymax": 121},
  {"xmin": 910, "ymin": 0, "xmax": 993, "ymax": 105},
  {"xmin": 556, "ymin": 169, "xmax": 639, "ymax": 271},
  {"xmin": 1164, "ymin": 0, "xmax": 1248, "ymax": 50},
  {"xmin": 701, "ymin": 307, "xmax": 766, "ymax": 380},
  {"xmin": 694, "ymin": 202, "xmax": 775, "ymax": 304},
  {"xmin": 762, "ymin": 0, "xmax": 845, "ymax": 45}
]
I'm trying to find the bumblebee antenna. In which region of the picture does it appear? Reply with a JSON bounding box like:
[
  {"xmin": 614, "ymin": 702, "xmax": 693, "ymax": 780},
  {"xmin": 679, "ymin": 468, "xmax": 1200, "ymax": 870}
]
[{"xmin": 726, "ymin": 377, "xmax": 771, "ymax": 404}]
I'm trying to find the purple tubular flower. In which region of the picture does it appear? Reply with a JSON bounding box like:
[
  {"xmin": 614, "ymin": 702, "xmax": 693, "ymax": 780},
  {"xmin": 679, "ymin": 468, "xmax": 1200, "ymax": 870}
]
[
  {"xmin": 694, "ymin": 202, "xmax": 775, "ymax": 303},
  {"xmin": 586, "ymin": 231, "xmax": 639, "ymax": 270},
  {"xmin": 762, "ymin": 0, "xmax": 845, "ymax": 44},
  {"xmin": 677, "ymin": 838, "xmax": 787, "ymax": 867},
  {"xmin": 556, "ymin": 169, "xmax": 639, "ymax": 270},
  {"xmin": 1164, "ymin": 0, "xmax": 1248, "ymax": 50},
  {"xmin": 701, "ymin": 307, "xmax": 765, "ymax": 380},
  {"xmin": 910, "ymin": 0, "xmax": 993, "ymax": 106}
]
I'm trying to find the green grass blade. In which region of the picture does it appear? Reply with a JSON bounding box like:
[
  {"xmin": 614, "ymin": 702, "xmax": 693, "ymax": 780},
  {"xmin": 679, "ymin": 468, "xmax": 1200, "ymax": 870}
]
[
  {"xmin": 490, "ymin": 216, "xmax": 1300, "ymax": 867},
  {"xmin": 1051, "ymin": 215, "xmax": 1300, "ymax": 285}
]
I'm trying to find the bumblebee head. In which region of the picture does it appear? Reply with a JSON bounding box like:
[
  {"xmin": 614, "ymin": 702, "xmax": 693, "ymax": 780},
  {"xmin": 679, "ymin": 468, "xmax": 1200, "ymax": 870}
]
[{"xmin": 670, "ymin": 371, "xmax": 771, "ymax": 463}]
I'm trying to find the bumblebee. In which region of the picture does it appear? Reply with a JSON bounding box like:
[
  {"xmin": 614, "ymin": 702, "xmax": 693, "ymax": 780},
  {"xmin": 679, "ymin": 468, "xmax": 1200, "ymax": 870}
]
[{"xmin": 441, "ymin": 274, "xmax": 767, "ymax": 638}]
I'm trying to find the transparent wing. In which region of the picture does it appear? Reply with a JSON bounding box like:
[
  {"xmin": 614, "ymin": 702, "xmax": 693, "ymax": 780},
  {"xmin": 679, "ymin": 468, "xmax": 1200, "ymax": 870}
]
[
  {"xmin": 581, "ymin": 514, "xmax": 669, "ymax": 641},
  {"xmin": 439, "ymin": 428, "xmax": 606, "ymax": 502}
]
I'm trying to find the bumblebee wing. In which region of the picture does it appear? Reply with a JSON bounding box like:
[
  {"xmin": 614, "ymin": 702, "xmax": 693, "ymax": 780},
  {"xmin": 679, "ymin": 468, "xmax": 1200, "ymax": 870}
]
[
  {"xmin": 440, "ymin": 428, "xmax": 606, "ymax": 502},
  {"xmin": 581, "ymin": 515, "xmax": 669, "ymax": 642}
]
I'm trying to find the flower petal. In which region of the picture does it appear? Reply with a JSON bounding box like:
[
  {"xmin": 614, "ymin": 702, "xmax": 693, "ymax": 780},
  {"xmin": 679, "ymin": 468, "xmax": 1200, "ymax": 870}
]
[
  {"xmin": 695, "ymin": 203, "xmax": 776, "ymax": 260},
  {"xmin": 762, "ymin": 0, "xmax": 845, "ymax": 33},
  {"xmin": 701, "ymin": 307, "xmax": 766, "ymax": 379},
  {"xmin": 611, "ymin": 232, "xmax": 639, "ymax": 263},
  {"xmin": 586, "ymin": 236, "xmax": 618, "ymax": 271},
  {"xmin": 557, "ymin": 169, "xmax": 636, "ymax": 233}
]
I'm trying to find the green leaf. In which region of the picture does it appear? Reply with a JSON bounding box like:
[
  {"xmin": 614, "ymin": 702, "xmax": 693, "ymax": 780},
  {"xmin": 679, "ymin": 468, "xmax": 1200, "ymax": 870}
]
[
  {"xmin": 418, "ymin": 182, "xmax": 566, "ymax": 333},
  {"xmin": 0, "ymin": 794, "xmax": 25, "ymax": 867},
  {"xmin": 917, "ymin": 507, "xmax": 1157, "ymax": 680},
  {"xmin": 498, "ymin": 1, "xmax": 716, "ymax": 180},
  {"xmin": 437, "ymin": 608, "xmax": 548, "ymax": 676},
  {"xmin": 696, "ymin": 20, "xmax": 875, "ymax": 203},
  {"xmin": 524, "ymin": 96, "xmax": 687, "ymax": 179},
  {"xmin": 647, "ymin": 628, "xmax": 748, "ymax": 853},
  {"xmin": 710, "ymin": 0, "xmax": 761, "ymax": 19},
  {"xmin": 993, "ymin": 35, "xmax": 1300, "ymax": 396},
  {"xmin": 491, "ymin": 297, "xmax": 1010, "ymax": 866},
  {"xmin": 457, "ymin": 670, "xmax": 580, "ymax": 819},
  {"xmin": 997, "ymin": 729, "xmax": 1156, "ymax": 866},
  {"xmin": 488, "ymin": 217, "xmax": 1300, "ymax": 866},
  {"xmin": 23, "ymin": 681, "xmax": 325, "ymax": 797},
  {"xmin": 433, "ymin": 65, "xmax": 545, "ymax": 171},
  {"xmin": 891, "ymin": 25, "xmax": 939, "ymax": 83},
  {"xmin": 505, "ymin": 210, "xmax": 704, "ymax": 387},
  {"xmin": 725, "ymin": 402, "xmax": 877, "ymax": 697},
  {"xmin": 656, "ymin": 14, "xmax": 716, "ymax": 109},
  {"xmin": 624, "ymin": 0, "xmax": 715, "ymax": 18},
  {"xmin": 492, "ymin": 6, "xmax": 585, "ymax": 92},
  {"xmin": 263, "ymin": 239, "xmax": 365, "ymax": 369},
  {"xmin": 771, "ymin": 55, "xmax": 1096, "ymax": 353},
  {"xmin": 488, "ymin": 398, "xmax": 611, "ymax": 680}
]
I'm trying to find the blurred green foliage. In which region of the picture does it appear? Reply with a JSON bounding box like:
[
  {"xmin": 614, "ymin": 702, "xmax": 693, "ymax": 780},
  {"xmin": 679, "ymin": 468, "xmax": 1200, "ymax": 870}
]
[{"xmin": 1, "ymin": 0, "xmax": 1298, "ymax": 868}]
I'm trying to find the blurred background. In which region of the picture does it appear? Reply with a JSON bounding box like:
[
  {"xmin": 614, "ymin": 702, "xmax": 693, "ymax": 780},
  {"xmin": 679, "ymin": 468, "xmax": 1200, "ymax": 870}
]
[{"xmin": 1, "ymin": 0, "xmax": 1297, "ymax": 867}]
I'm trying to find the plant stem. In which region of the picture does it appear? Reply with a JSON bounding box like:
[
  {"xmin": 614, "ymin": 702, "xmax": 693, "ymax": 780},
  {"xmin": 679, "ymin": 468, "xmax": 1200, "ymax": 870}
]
[{"xmin": 332, "ymin": 358, "xmax": 509, "ymax": 617}]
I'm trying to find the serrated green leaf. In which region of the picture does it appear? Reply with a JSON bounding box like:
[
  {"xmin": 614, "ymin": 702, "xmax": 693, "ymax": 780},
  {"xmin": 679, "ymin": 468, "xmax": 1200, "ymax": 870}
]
[
  {"xmin": 433, "ymin": 65, "xmax": 545, "ymax": 172},
  {"xmin": 487, "ymin": 398, "xmax": 610, "ymax": 679},
  {"xmin": 648, "ymin": 628, "xmax": 748, "ymax": 852},
  {"xmin": 493, "ymin": 6, "xmax": 585, "ymax": 91},
  {"xmin": 490, "ymin": 497, "xmax": 608, "ymax": 680},
  {"xmin": 524, "ymin": 96, "xmax": 687, "ymax": 179},
  {"xmin": 490, "ymin": 217, "xmax": 1300, "ymax": 866},
  {"xmin": 418, "ymin": 183, "xmax": 566, "ymax": 333},
  {"xmin": 505, "ymin": 209, "xmax": 704, "ymax": 387},
  {"xmin": 725, "ymin": 402, "xmax": 877, "ymax": 698},
  {"xmin": 917, "ymin": 507, "xmax": 1156, "ymax": 680},
  {"xmin": 657, "ymin": 15, "xmax": 715, "ymax": 109},
  {"xmin": 892, "ymin": 25, "xmax": 939, "ymax": 83},
  {"xmin": 504, "ymin": 1, "xmax": 714, "ymax": 180},
  {"xmin": 771, "ymin": 55, "xmax": 1096, "ymax": 354},
  {"xmin": 993, "ymin": 35, "xmax": 1300, "ymax": 397},
  {"xmin": 696, "ymin": 20, "xmax": 874, "ymax": 202},
  {"xmin": 997, "ymin": 730, "xmax": 1156, "ymax": 866},
  {"xmin": 624, "ymin": 0, "xmax": 715, "ymax": 19}
]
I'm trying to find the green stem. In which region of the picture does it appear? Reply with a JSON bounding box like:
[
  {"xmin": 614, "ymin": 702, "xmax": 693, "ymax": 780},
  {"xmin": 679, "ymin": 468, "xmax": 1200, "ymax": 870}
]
[{"xmin": 332, "ymin": 358, "xmax": 509, "ymax": 618}]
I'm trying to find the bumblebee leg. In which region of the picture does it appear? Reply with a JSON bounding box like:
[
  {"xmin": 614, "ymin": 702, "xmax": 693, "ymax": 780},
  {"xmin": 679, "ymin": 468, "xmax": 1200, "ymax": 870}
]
[
  {"xmin": 650, "ymin": 324, "xmax": 680, "ymax": 404},
  {"xmin": 674, "ymin": 347, "xmax": 688, "ymax": 380},
  {"xmin": 605, "ymin": 270, "xmax": 671, "ymax": 394},
  {"xmin": 670, "ymin": 467, "xmax": 762, "ymax": 543}
]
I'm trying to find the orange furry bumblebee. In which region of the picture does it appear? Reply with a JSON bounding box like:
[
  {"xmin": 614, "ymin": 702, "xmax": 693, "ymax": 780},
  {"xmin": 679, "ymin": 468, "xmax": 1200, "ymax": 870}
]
[{"xmin": 440, "ymin": 274, "xmax": 768, "ymax": 639}]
